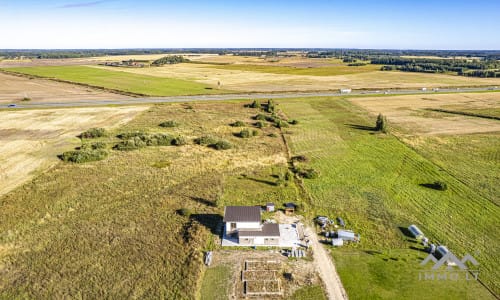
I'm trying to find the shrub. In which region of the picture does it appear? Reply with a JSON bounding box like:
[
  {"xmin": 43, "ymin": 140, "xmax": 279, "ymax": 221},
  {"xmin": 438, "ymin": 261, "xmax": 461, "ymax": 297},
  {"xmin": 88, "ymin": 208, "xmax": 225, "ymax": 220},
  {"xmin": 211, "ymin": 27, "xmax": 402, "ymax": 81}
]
[
  {"xmin": 172, "ymin": 136, "xmax": 187, "ymax": 146},
  {"xmin": 292, "ymin": 155, "xmax": 308, "ymax": 162},
  {"xmin": 21, "ymin": 97, "xmax": 31, "ymax": 101},
  {"xmin": 213, "ymin": 140, "xmax": 233, "ymax": 150},
  {"xmin": 254, "ymin": 114, "xmax": 267, "ymax": 121},
  {"xmin": 114, "ymin": 136, "xmax": 147, "ymax": 151},
  {"xmin": 177, "ymin": 208, "xmax": 193, "ymax": 217},
  {"xmin": 59, "ymin": 149, "xmax": 108, "ymax": 163},
  {"xmin": 80, "ymin": 128, "xmax": 106, "ymax": 139},
  {"xmin": 288, "ymin": 119, "xmax": 299, "ymax": 125},
  {"xmin": 276, "ymin": 120, "xmax": 289, "ymax": 128},
  {"xmin": 266, "ymin": 99, "xmax": 275, "ymax": 113},
  {"xmin": 375, "ymin": 114, "xmax": 388, "ymax": 133},
  {"xmin": 296, "ymin": 168, "xmax": 319, "ymax": 179},
  {"xmin": 238, "ymin": 129, "xmax": 258, "ymax": 138},
  {"xmin": 254, "ymin": 121, "xmax": 266, "ymax": 128},
  {"xmin": 81, "ymin": 142, "xmax": 106, "ymax": 150},
  {"xmin": 117, "ymin": 131, "xmax": 146, "ymax": 139},
  {"xmin": 194, "ymin": 135, "xmax": 217, "ymax": 146},
  {"xmin": 159, "ymin": 120, "xmax": 179, "ymax": 128},
  {"xmin": 248, "ymin": 100, "xmax": 261, "ymax": 108},
  {"xmin": 268, "ymin": 133, "xmax": 278, "ymax": 138},
  {"xmin": 230, "ymin": 120, "xmax": 245, "ymax": 127}
]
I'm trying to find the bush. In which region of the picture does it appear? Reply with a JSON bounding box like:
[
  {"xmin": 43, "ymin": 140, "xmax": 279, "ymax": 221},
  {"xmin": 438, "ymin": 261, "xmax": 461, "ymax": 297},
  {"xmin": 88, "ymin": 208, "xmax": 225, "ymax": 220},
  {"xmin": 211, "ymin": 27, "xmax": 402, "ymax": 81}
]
[
  {"xmin": 296, "ymin": 168, "xmax": 319, "ymax": 179},
  {"xmin": 238, "ymin": 129, "xmax": 258, "ymax": 138},
  {"xmin": 81, "ymin": 142, "xmax": 106, "ymax": 150},
  {"xmin": 172, "ymin": 136, "xmax": 187, "ymax": 146},
  {"xmin": 288, "ymin": 119, "xmax": 299, "ymax": 125},
  {"xmin": 292, "ymin": 155, "xmax": 308, "ymax": 162},
  {"xmin": 230, "ymin": 120, "xmax": 245, "ymax": 127},
  {"xmin": 276, "ymin": 120, "xmax": 289, "ymax": 128},
  {"xmin": 266, "ymin": 99, "xmax": 275, "ymax": 113},
  {"xmin": 60, "ymin": 149, "xmax": 108, "ymax": 163},
  {"xmin": 80, "ymin": 128, "xmax": 106, "ymax": 139},
  {"xmin": 21, "ymin": 97, "xmax": 31, "ymax": 101},
  {"xmin": 194, "ymin": 135, "xmax": 217, "ymax": 146},
  {"xmin": 114, "ymin": 136, "xmax": 147, "ymax": 151},
  {"xmin": 248, "ymin": 100, "xmax": 261, "ymax": 109},
  {"xmin": 254, "ymin": 121, "xmax": 266, "ymax": 128},
  {"xmin": 117, "ymin": 131, "xmax": 146, "ymax": 139},
  {"xmin": 254, "ymin": 114, "xmax": 267, "ymax": 121},
  {"xmin": 177, "ymin": 207, "xmax": 193, "ymax": 217},
  {"xmin": 268, "ymin": 133, "xmax": 278, "ymax": 138},
  {"xmin": 159, "ymin": 120, "xmax": 179, "ymax": 128},
  {"xmin": 375, "ymin": 114, "xmax": 388, "ymax": 133},
  {"xmin": 213, "ymin": 140, "xmax": 233, "ymax": 150}
]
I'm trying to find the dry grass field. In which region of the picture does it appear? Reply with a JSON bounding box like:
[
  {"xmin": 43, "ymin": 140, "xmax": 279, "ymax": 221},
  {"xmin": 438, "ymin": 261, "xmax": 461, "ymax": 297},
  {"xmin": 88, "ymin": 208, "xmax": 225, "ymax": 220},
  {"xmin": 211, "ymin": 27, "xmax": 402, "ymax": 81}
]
[
  {"xmin": 0, "ymin": 106, "xmax": 146, "ymax": 197},
  {"xmin": 350, "ymin": 92, "xmax": 500, "ymax": 135},
  {"xmin": 0, "ymin": 72, "xmax": 130, "ymax": 103},
  {"xmin": 92, "ymin": 63, "xmax": 500, "ymax": 93}
]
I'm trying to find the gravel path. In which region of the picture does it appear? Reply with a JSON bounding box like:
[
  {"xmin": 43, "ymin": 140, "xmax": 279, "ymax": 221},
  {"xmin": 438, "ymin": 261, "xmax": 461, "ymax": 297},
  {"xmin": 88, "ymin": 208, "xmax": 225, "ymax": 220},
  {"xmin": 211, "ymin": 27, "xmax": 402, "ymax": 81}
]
[{"xmin": 305, "ymin": 226, "xmax": 348, "ymax": 300}]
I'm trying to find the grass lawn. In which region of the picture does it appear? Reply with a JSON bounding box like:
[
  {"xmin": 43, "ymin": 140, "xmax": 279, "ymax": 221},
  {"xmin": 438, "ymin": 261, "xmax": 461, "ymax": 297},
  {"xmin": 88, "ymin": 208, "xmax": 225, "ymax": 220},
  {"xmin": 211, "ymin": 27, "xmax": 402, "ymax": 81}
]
[
  {"xmin": 4, "ymin": 66, "xmax": 227, "ymax": 96},
  {"xmin": 207, "ymin": 63, "xmax": 380, "ymax": 76},
  {"xmin": 291, "ymin": 285, "xmax": 327, "ymax": 300},
  {"xmin": 278, "ymin": 97, "xmax": 498, "ymax": 298},
  {"xmin": 200, "ymin": 265, "xmax": 231, "ymax": 300}
]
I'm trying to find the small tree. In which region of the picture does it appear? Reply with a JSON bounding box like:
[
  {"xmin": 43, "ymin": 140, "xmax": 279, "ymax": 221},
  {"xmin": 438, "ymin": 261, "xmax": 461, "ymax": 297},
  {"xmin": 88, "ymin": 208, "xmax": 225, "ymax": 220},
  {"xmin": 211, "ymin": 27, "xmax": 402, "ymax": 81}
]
[{"xmin": 375, "ymin": 114, "xmax": 388, "ymax": 133}]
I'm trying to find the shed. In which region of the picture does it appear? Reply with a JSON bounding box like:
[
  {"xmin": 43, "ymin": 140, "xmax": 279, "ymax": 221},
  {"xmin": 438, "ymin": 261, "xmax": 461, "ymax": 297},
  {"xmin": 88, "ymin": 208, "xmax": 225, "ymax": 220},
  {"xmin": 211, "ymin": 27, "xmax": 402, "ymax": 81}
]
[
  {"xmin": 266, "ymin": 202, "xmax": 275, "ymax": 212},
  {"xmin": 284, "ymin": 202, "xmax": 296, "ymax": 215},
  {"xmin": 337, "ymin": 230, "xmax": 360, "ymax": 242},
  {"xmin": 408, "ymin": 224, "xmax": 424, "ymax": 239},
  {"xmin": 332, "ymin": 238, "xmax": 344, "ymax": 247},
  {"xmin": 435, "ymin": 245, "xmax": 449, "ymax": 259}
]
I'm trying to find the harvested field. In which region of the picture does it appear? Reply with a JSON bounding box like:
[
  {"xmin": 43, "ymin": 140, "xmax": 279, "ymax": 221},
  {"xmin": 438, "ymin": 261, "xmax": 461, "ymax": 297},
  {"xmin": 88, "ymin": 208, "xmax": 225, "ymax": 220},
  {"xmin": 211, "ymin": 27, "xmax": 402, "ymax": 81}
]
[
  {"xmin": 0, "ymin": 106, "xmax": 146, "ymax": 197},
  {"xmin": 92, "ymin": 63, "xmax": 500, "ymax": 93},
  {"xmin": 350, "ymin": 92, "xmax": 500, "ymax": 135},
  {"xmin": 0, "ymin": 72, "xmax": 129, "ymax": 103}
]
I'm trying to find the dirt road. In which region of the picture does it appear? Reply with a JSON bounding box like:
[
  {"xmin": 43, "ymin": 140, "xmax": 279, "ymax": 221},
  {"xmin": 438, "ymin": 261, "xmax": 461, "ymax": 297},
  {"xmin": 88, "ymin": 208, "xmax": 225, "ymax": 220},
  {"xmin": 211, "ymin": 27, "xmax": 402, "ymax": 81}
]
[{"xmin": 305, "ymin": 226, "xmax": 348, "ymax": 300}]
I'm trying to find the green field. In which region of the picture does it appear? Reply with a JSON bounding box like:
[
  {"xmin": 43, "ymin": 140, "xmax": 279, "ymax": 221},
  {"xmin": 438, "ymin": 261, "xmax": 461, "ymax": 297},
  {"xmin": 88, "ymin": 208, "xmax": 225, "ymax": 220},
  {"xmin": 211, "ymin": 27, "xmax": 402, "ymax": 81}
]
[
  {"xmin": 207, "ymin": 63, "xmax": 380, "ymax": 76},
  {"xmin": 200, "ymin": 265, "xmax": 231, "ymax": 300},
  {"xmin": 278, "ymin": 97, "xmax": 498, "ymax": 298},
  {"xmin": 4, "ymin": 66, "xmax": 226, "ymax": 96},
  {"xmin": 291, "ymin": 285, "xmax": 327, "ymax": 300}
]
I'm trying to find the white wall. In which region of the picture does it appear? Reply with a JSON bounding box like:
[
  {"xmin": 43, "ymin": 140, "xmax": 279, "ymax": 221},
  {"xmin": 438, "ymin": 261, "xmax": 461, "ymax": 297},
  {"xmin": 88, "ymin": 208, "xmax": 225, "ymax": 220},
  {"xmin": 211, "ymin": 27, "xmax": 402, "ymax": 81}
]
[{"xmin": 225, "ymin": 221, "xmax": 261, "ymax": 235}]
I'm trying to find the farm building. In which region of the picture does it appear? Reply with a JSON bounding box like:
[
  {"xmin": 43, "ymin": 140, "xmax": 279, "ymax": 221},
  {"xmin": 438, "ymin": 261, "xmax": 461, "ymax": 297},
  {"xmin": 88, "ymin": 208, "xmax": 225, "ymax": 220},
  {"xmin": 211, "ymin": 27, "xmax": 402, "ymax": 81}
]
[
  {"xmin": 284, "ymin": 202, "xmax": 296, "ymax": 215},
  {"xmin": 408, "ymin": 224, "xmax": 424, "ymax": 239},
  {"xmin": 223, "ymin": 206, "xmax": 280, "ymax": 246}
]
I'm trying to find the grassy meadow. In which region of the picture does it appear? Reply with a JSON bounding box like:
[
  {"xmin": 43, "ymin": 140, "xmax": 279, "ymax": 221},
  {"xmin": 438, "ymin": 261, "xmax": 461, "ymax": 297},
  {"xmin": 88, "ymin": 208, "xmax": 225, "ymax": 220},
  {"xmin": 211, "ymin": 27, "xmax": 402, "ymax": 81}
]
[
  {"xmin": 0, "ymin": 101, "xmax": 302, "ymax": 299},
  {"xmin": 278, "ymin": 97, "xmax": 498, "ymax": 298},
  {"xmin": 4, "ymin": 66, "xmax": 226, "ymax": 96}
]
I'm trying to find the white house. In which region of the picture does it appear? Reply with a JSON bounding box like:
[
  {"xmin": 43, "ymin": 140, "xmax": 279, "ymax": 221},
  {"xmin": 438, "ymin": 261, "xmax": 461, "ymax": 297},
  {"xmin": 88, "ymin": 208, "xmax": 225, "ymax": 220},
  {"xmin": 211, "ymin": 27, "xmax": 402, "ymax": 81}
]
[{"xmin": 223, "ymin": 206, "xmax": 280, "ymax": 246}]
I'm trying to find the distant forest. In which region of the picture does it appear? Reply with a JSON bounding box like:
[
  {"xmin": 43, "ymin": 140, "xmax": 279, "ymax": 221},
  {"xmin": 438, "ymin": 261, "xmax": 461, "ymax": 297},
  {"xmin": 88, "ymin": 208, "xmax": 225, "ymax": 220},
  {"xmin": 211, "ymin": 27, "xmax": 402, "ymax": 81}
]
[{"xmin": 1, "ymin": 48, "xmax": 499, "ymax": 77}]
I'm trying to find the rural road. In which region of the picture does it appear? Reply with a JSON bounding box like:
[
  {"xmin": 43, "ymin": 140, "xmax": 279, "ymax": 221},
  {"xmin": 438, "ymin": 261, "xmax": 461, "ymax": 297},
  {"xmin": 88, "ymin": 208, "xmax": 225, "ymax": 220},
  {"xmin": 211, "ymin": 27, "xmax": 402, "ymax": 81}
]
[
  {"xmin": 2, "ymin": 86, "xmax": 499, "ymax": 109},
  {"xmin": 306, "ymin": 226, "xmax": 348, "ymax": 300}
]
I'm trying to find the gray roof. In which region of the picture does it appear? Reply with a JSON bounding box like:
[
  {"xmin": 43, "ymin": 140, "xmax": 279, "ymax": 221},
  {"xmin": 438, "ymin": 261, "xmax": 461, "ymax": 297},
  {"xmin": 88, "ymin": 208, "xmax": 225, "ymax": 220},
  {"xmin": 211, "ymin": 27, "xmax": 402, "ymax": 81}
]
[
  {"xmin": 239, "ymin": 223, "xmax": 280, "ymax": 237},
  {"xmin": 223, "ymin": 206, "xmax": 261, "ymax": 222}
]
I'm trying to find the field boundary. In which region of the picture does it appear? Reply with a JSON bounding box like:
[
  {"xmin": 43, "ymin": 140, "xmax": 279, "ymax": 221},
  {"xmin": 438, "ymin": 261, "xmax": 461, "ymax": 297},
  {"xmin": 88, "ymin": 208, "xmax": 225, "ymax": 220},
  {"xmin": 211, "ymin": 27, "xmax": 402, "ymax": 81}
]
[{"xmin": 424, "ymin": 108, "xmax": 500, "ymax": 120}]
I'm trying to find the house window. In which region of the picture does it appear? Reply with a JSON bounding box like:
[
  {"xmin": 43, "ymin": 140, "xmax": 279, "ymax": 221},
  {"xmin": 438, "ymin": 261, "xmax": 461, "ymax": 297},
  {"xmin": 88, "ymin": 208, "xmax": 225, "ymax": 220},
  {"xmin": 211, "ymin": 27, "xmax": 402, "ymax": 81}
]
[{"xmin": 230, "ymin": 223, "xmax": 237, "ymax": 231}]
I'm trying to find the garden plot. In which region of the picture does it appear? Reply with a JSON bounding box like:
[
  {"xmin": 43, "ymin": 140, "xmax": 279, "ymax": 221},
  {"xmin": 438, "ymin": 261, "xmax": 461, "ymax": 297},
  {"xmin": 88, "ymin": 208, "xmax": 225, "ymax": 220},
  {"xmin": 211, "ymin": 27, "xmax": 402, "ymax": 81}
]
[{"xmin": 243, "ymin": 260, "xmax": 282, "ymax": 296}]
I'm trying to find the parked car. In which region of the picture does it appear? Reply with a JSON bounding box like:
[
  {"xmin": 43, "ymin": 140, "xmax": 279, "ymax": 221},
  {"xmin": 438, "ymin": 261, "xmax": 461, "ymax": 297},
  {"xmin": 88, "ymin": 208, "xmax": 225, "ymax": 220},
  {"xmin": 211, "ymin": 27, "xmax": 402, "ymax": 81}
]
[{"xmin": 8, "ymin": 104, "xmax": 17, "ymax": 108}]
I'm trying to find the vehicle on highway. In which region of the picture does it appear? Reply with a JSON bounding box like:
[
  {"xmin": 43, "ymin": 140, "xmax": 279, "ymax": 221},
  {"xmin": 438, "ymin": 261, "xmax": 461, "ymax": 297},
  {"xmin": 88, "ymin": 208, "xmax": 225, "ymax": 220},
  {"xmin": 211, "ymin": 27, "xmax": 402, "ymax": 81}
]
[{"xmin": 8, "ymin": 104, "xmax": 17, "ymax": 108}]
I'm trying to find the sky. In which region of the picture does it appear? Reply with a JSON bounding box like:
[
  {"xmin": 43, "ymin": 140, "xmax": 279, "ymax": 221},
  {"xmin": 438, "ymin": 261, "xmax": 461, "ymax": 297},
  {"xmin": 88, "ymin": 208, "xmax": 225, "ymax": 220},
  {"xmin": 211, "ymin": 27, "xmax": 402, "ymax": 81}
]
[{"xmin": 0, "ymin": 0, "xmax": 499, "ymax": 49}]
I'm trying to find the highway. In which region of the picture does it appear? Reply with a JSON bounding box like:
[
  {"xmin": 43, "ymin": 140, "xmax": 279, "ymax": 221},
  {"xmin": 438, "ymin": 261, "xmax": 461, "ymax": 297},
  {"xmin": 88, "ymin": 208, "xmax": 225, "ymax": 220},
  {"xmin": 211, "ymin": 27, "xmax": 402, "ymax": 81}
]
[{"xmin": 3, "ymin": 86, "xmax": 499, "ymax": 109}]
